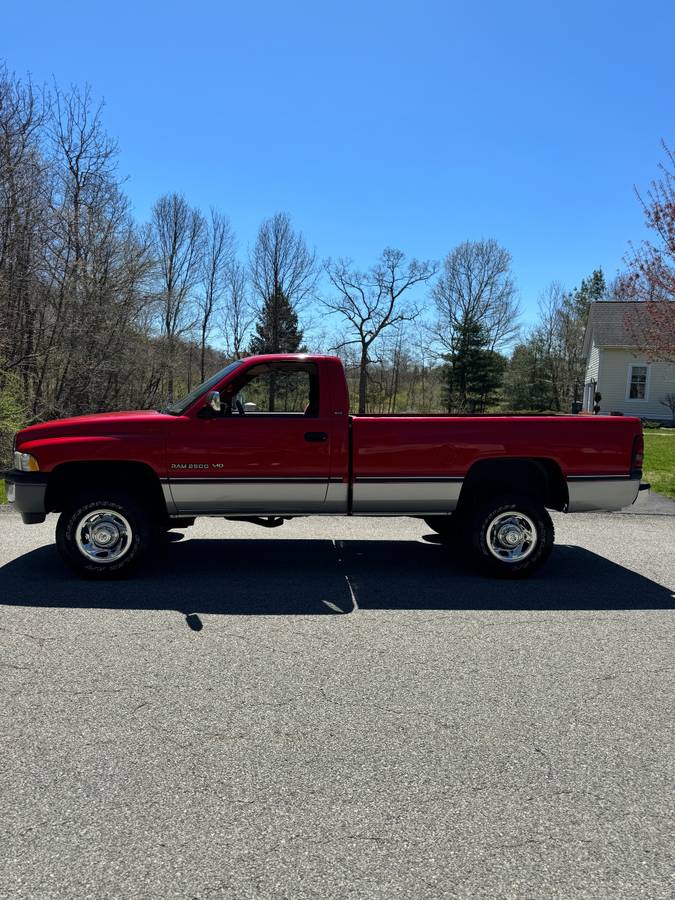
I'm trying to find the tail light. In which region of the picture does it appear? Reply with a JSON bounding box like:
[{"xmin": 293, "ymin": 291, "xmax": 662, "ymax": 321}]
[{"xmin": 631, "ymin": 433, "xmax": 644, "ymax": 472}]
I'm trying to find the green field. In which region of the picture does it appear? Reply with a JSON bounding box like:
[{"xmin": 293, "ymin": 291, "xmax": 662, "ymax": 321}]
[
  {"xmin": 0, "ymin": 431, "xmax": 673, "ymax": 505},
  {"xmin": 643, "ymin": 431, "xmax": 675, "ymax": 499}
]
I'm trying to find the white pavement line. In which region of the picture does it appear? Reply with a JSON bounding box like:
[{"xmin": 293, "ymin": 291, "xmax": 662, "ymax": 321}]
[
  {"xmin": 344, "ymin": 574, "xmax": 359, "ymax": 612},
  {"xmin": 322, "ymin": 600, "xmax": 345, "ymax": 613},
  {"xmin": 331, "ymin": 539, "xmax": 359, "ymax": 613}
]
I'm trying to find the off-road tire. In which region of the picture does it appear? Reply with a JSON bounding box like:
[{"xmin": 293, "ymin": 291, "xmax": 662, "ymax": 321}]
[
  {"xmin": 469, "ymin": 494, "xmax": 554, "ymax": 579},
  {"xmin": 56, "ymin": 490, "xmax": 156, "ymax": 579}
]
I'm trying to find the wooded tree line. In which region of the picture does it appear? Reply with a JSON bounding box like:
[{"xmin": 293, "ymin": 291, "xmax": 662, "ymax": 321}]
[
  {"xmin": 1, "ymin": 67, "xmax": 673, "ymax": 458},
  {"xmin": 0, "ymin": 69, "xmax": 242, "ymax": 457},
  {"xmin": 506, "ymin": 270, "xmax": 607, "ymax": 412}
]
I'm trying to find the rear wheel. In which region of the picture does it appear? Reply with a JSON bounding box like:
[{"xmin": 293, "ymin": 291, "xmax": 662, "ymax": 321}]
[
  {"xmin": 56, "ymin": 490, "xmax": 157, "ymax": 578},
  {"xmin": 469, "ymin": 494, "xmax": 554, "ymax": 578}
]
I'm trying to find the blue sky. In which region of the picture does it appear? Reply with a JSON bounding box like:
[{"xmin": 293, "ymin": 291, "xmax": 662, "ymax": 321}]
[{"xmin": 4, "ymin": 0, "xmax": 675, "ymax": 327}]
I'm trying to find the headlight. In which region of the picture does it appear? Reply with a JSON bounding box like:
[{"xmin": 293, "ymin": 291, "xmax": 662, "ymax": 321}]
[{"xmin": 13, "ymin": 451, "xmax": 40, "ymax": 472}]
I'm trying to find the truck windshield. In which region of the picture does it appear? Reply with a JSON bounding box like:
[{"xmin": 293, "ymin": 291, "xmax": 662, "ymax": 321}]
[{"xmin": 162, "ymin": 360, "xmax": 243, "ymax": 415}]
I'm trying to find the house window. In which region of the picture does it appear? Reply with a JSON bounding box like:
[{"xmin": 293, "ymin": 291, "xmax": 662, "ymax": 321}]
[{"xmin": 627, "ymin": 365, "xmax": 648, "ymax": 400}]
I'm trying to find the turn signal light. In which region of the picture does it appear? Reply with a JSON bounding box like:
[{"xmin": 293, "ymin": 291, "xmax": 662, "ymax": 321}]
[{"xmin": 13, "ymin": 451, "xmax": 40, "ymax": 472}]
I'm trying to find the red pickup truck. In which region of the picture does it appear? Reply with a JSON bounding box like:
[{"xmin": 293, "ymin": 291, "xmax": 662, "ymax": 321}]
[{"xmin": 6, "ymin": 353, "xmax": 646, "ymax": 579}]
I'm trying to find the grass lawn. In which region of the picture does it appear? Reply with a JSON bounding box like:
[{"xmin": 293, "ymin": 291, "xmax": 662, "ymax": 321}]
[
  {"xmin": 643, "ymin": 431, "xmax": 675, "ymax": 500},
  {"xmin": 0, "ymin": 479, "xmax": 5, "ymax": 504}
]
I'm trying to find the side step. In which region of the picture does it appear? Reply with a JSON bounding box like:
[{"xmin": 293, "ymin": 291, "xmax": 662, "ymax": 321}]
[{"xmin": 224, "ymin": 516, "xmax": 285, "ymax": 528}]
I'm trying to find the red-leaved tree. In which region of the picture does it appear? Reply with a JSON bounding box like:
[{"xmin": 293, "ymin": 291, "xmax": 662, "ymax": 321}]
[{"xmin": 621, "ymin": 141, "xmax": 675, "ymax": 362}]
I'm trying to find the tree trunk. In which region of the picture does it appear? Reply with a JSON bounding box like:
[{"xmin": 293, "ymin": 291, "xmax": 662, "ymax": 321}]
[
  {"xmin": 200, "ymin": 323, "xmax": 207, "ymax": 383},
  {"xmin": 358, "ymin": 347, "xmax": 368, "ymax": 414},
  {"xmin": 166, "ymin": 335, "xmax": 174, "ymax": 402}
]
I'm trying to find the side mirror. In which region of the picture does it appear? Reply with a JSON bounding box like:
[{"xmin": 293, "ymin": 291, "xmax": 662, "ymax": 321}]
[{"xmin": 206, "ymin": 390, "xmax": 221, "ymax": 413}]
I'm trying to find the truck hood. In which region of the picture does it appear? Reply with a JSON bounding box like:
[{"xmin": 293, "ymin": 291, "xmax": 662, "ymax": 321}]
[{"xmin": 15, "ymin": 410, "xmax": 173, "ymax": 444}]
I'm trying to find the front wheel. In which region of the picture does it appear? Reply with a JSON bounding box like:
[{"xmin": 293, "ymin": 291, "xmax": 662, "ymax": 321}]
[
  {"xmin": 56, "ymin": 491, "xmax": 157, "ymax": 578},
  {"xmin": 469, "ymin": 494, "xmax": 554, "ymax": 578}
]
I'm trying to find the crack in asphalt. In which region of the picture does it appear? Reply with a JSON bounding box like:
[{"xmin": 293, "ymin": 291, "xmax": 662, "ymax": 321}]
[{"xmin": 532, "ymin": 745, "xmax": 553, "ymax": 779}]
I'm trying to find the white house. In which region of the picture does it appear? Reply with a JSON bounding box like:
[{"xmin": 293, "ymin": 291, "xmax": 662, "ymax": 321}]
[{"xmin": 582, "ymin": 301, "xmax": 675, "ymax": 420}]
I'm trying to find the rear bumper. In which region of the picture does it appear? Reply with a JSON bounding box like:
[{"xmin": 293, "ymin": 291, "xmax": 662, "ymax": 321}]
[
  {"xmin": 566, "ymin": 475, "xmax": 643, "ymax": 513},
  {"xmin": 3, "ymin": 469, "xmax": 48, "ymax": 523}
]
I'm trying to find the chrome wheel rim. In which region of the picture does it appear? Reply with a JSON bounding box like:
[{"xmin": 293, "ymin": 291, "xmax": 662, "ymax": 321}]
[
  {"xmin": 75, "ymin": 509, "xmax": 132, "ymax": 564},
  {"xmin": 486, "ymin": 511, "xmax": 537, "ymax": 563}
]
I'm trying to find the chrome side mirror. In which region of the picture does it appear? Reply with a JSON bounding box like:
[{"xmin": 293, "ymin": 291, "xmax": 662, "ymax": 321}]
[{"xmin": 206, "ymin": 390, "xmax": 221, "ymax": 413}]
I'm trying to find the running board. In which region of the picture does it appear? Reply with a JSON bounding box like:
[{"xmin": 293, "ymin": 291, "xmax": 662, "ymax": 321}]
[{"xmin": 224, "ymin": 516, "xmax": 286, "ymax": 528}]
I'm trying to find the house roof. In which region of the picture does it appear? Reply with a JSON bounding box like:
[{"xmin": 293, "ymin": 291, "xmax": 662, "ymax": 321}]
[{"xmin": 582, "ymin": 302, "xmax": 642, "ymax": 357}]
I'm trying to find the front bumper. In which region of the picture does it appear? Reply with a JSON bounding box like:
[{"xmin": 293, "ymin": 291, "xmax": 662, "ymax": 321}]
[{"xmin": 3, "ymin": 469, "xmax": 48, "ymax": 523}]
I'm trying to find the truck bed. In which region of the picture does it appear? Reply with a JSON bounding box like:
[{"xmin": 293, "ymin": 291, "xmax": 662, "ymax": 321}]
[{"xmin": 350, "ymin": 414, "xmax": 642, "ymax": 513}]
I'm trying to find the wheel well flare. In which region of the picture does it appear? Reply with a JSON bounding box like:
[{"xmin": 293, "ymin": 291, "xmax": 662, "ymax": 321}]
[
  {"xmin": 45, "ymin": 461, "xmax": 166, "ymax": 515},
  {"xmin": 458, "ymin": 458, "xmax": 567, "ymax": 512}
]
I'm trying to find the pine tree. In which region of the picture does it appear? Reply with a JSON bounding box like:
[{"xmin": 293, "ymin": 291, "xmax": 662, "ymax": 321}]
[
  {"xmin": 504, "ymin": 340, "xmax": 555, "ymax": 411},
  {"xmin": 248, "ymin": 288, "xmax": 304, "ymax": 411},
  {"xmin": 248, "ymin": 288, "xmax": 303, "ymax": 356},
  {"xmin": 442, "ymin": 317, "xmax": 506, "ymax": 413},
  {"xmin": 569, "ymin": 269, "xmax": 606, "ymax": 320},
  {"xmin": 559, "ymin": 268, "xmax": 606, "ymax": 405}
]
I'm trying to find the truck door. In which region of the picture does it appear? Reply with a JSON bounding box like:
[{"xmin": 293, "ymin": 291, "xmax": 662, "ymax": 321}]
[{"xmin": 166, "ymin": 360, "xmax": 339, "ymax": 514}]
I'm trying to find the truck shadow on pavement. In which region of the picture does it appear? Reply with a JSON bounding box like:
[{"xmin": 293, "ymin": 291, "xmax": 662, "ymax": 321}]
[{"xmin": 1, "ymin": 536, "xmax": 673, "ymax": 620}]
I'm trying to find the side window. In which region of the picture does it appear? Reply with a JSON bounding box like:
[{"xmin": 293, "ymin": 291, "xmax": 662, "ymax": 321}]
[
  {"xmin": 628, "ymin": 365, "xmax": 648, "ymax": 400},
  {"xmin": 227, "ymin": 364, "xmax": 319, "ymax": 416}
]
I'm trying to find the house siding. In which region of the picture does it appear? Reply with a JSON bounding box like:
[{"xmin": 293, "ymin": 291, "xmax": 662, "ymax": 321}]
[
  {"xmin": 582, "ymin": 340, "xmax": 601, "ymax": 412},
  {"xmin": 586, "ymin": 341, "xmax": 600, "ymax": 382},
  {"xmin": 594, "ymin": 349, "xmax": 675, "ymax": 419}
]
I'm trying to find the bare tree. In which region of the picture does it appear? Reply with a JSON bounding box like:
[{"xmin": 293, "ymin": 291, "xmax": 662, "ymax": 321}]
[
  {"xmin": 198, "ymin": 208, "xmax": 234, "ymax": 380},
  {"xmin": 151, "ymin": 193, "xmax": 205, "ymax": 400},
  {"xmin": 0, "ymin": 71, "xmax": 222, "ymax": 432},
  {"xmin": 250, "ymin": 212, "xmax": 317, "ymax": 314},
  {"xmin": 622, "ymin": 142, "xmax": 675, "ymax": 362},
  {"xmin": 323, "ymin": 248, "xmax": 436, "ymax": 413},
  {"xmin": 0, "ymin": 68, "xmax": 49, "ymax": 453},
  {"xmin": 406, "ymin": 326, "xmax": 439, "ymax": 413},
  {"xmin": 45, "ymin": 85, "xmax": 157, "ymax": 416},
  {"xmin": 534, "ymin": 282, "xmax": 566, "ymax": 409},
  {"xmin": 661, "ymin": 392, "xmax": 675, "ymax": 423},
  {"xmin": 0, "ymin": 67, "xmax": 48, "ymax": 395},
  {"xmin": 219, "ymin": 259, "xmax": 255, "ymax": 359},
  {"xmin": 432, "ymin": 239, "xmax": 520, "ymax": 354},
  {"xmin": 248, "ymin": 213, "xmax": 316, "ymax": 412}
]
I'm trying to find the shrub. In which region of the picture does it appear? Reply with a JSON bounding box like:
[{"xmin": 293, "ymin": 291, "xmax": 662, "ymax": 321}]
[{"xmin": 0, "ymin": 371, "xmax": 27, "ymax": 467}]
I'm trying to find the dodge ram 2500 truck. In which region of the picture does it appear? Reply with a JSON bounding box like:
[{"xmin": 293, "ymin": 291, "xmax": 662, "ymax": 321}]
[{"xmin": 5, "ymin": 353, "xmax": 647, "ymax": 579}]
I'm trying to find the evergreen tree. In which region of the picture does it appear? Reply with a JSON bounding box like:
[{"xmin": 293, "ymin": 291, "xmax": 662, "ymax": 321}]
[
  {"xmin": 504, "ymin": 339, "xmax": 555, "ymax": 411},
  {"xmin": 442, "ymin": 317, "xmax": 506, "ymax": 413},
  {"xmin": 565, "ymin": 268, "xmax": 606, "ymax": 328},
  {"xmin": 248, "ymin": 288, "xmax": 304, "ymax": 356},
  {"xmin": 248, "ymin": 288, "xmax": 304, "ymax": 411},
  {"xmin": 558, "ymin": 268, "xmax": 606, "ymax": 405},
  {"xmin": 503, "ymin": 270, "xmax": 606, "ymax": 413}
]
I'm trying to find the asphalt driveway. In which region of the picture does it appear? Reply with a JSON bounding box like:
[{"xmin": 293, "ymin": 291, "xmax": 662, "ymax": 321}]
[{"xmin": 0, "ymin": 507, "xmax": 673, "ymax": 898}]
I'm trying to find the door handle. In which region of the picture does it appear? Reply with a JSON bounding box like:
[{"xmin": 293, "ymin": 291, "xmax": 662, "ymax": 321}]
[{"xmin": 304, "ymin": 431, "xmax": 328, "ymax": 442}]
